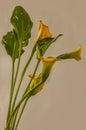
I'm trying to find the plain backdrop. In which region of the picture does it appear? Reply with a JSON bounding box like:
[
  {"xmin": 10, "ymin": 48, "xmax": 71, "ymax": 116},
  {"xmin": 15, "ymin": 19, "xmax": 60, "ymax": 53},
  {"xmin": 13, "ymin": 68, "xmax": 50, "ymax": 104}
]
[{"xmin": 0, "ymin": 0, "xmax": 86, "ymax": 130}]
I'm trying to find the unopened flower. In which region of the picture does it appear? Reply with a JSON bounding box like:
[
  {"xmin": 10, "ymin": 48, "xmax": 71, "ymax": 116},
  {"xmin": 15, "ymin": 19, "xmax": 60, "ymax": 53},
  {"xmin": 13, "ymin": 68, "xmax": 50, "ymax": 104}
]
[{"xmin": 28, "ymin": 74, "xmax": 44, "ymax": 95}]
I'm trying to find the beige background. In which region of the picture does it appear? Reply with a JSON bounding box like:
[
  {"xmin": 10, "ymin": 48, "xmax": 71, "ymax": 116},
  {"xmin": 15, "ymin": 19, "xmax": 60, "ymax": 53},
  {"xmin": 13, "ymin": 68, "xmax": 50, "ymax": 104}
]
[{"xmin": 0, "ymin": 0, "xmax": 86, "ymax": 130}]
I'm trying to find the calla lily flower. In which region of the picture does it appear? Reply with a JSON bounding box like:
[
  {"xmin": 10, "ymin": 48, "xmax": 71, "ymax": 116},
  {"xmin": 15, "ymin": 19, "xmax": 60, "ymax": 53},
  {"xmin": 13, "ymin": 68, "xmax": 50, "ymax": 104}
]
[
  {"xmin": 28, "ymin": 74, "xmax": 44, "ymax": 95},
  {"xmin": 57, "ymin": 45, "xmax": 82, "ymax": 61},
  {"xmin": 35, "ymin": 20, "xmax": 52, "ymax": 42},
  {"xmin": 40, "ymin": 57, "xmax": 60, "ymax": 81},
  {"xmin": 28, "ymin": 45, "xmax": 82, "ymax": 95},
  {"xmin": 40, "ymin": 45, "xmax": 82, "ymax": 82}
]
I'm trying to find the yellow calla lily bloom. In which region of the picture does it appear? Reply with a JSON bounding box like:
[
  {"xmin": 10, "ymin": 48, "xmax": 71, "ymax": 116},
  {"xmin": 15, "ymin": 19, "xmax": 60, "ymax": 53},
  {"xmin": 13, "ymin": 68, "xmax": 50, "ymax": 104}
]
[
  {"xmin": 28, "ymin": 74, "xmax": 44, "ymax": 95},
  {"xmin": 40, "ymin": 56, "xmax": 60, "ymax": 82},
  {"xmin": 57, "ymin": 45, "xmax": 82, "ymax": 61},
  {"xmin": 36, "ymin": 20, "xmax": 52, "ymax": 42},
  {"xmin": 69, "ymin": 45, "xmax": 82, "ymax": 61}
]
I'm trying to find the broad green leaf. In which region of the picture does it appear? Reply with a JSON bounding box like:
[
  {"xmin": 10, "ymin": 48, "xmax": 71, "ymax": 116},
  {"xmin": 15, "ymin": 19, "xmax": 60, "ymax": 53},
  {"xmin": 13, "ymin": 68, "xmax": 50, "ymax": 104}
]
[
  {"xmin": 2, "ymin": 6, "xmax": 33, "ymax": 60},
  {"xmin": 36, "ymin": 34, "xmax": 63, "ymax": 58},
  {"xmin": 2, "ymin": 30, "xmax": 24, "ymax": 60},
  {"xmin": 11, "ymin": 6, "xmax": 33, "ymax": 47}
]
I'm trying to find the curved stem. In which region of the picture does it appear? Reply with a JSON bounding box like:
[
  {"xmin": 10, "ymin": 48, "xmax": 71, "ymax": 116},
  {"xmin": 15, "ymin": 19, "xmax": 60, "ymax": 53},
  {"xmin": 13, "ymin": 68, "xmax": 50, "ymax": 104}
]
[
  {"xmin": 14, "ymin": 60, "xmax": 40, "ymax": 130},
  {"xmin": 6, "ymin": 41, "xmax": 22, "ymax": 130},
  {"xmin": 6, "ymin": 79, "xmax": 43, "ymax": 129},
  {"xmin": 13, "ymin": 56, "xmax": 21, "ymax": 96},
  {"xmin": 24, "ymin": 59, "xmax": 40, "ymax": 96},
  {"xmin": 15, "ymin": 97, "xmax": 28, "ymax": 130},
  {"xmin": 6, "ymin": 59, "xmax": 15, "ymax": 126},
  {"xmin": 12, "ymin": 45, "xmax": 36, "ymax": 110}
]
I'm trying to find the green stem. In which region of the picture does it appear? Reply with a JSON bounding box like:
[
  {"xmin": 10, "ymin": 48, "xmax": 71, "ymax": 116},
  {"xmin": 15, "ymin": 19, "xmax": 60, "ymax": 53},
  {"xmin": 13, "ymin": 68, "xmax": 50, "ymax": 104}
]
[
  {"xmin": 12, "ymin": 45, "xmax": 36, "ymax": 110},
  {"xmin": 10, "ymin": 41, "xmax": 22, "ymax": 114},
  {"xmin": 24, "ymin": 59, "xmax": 40, "ymax": 95},
  {"xmin": 6, "ymin": 79, "xmax": 44, "ymax": 129},
  {"xmin": 11, "ymin": 109, "xmax": 19, "ymax": 130},
  {"xmin": 14, "ymin": 60, "xmax": 40, "ymax": 130},
  {"xmin": 8, "ymin": 43, "xmax": 22, "ymax": 130},
  {"xmin": 6, "ymin": 59, "xmax": 15, "ymax": 127},
  {"xmin": 13, "ymin": 56, "xmax": 21, "ymax": 96},
  {"xmin": 15, "ymin": 97, "xmax": 29, "ymax": 130},
  {"xmin": 6, "ymin": 45, "xmax": 35, "ymax": 130}
]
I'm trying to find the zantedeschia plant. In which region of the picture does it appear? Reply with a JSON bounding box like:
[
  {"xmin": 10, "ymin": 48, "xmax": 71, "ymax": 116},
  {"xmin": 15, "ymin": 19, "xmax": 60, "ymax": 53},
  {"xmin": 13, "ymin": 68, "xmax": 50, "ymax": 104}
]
[{"xmin": 1, "ymin": 6, "xmax": 82, "ymax": 130}]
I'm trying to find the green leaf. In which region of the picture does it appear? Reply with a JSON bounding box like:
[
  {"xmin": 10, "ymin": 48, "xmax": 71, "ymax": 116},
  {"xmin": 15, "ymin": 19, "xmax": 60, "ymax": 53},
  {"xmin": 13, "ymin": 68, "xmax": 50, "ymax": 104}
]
[
  {"xmin": 11, "ymin": 6, "xmax": 33, "ymax": 47},
  {"xmin": 2, "ymin": 6, "xmax": 33, "ymax": 60},
  {"xmin": 36, "ymin": 34, "xmax": 63, "ymax": 58},
  {"xmin": 2, "ymin": 30, "xmax": 24, "ymax": 60}
]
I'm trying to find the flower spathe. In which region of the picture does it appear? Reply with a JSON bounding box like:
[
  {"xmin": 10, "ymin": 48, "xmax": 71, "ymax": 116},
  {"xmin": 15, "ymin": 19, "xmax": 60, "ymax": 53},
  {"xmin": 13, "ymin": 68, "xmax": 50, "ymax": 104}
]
[
  {"xmin": 36, "ymin": 20, "xmax": 52, "ymax": 42},
  {"xmin": 41, "ymin": 56, "xmax": 58, "ymax": 62},
  {"xmin": 57, "ymin": 45, "xmax": 82, "ymax": 61},
  {"xmin": 70, "ymin": 45, "xmax": 82, "ymax": 61},
  {"xmin": 40, "ymin": 57, "xmax": 60, "ymax": 82},
  {"xmin": 28, "ymin": 74, "xmax": 44, "ymax": 95},
  {"xmin": 40, "ymin": 45, "xmax": 82, "ymax": 82}
]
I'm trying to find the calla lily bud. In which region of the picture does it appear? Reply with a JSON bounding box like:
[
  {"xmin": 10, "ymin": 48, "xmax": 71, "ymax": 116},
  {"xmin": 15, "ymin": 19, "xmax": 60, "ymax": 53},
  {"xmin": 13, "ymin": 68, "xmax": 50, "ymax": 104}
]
[
  {"xmin": 28, "ymin": 74, "xmax": 44, "ymax": 95},
  {"xmin": 40, "ymin": 57, "xmax": 60, "ymax": 82},
  {"xmin": 57, "ymin": 45, "xmax": 82, "ymax": 61},
  {"xmin": 35, "ymin": 20, "xmax": 52, "ymax": 42}
]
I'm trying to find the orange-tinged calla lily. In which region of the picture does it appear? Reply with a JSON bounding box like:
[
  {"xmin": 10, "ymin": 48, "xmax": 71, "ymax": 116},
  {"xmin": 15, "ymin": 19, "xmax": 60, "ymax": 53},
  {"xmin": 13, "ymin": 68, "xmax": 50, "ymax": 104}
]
[{"xmin": 36, "ymin": 20, "xmax": 52, "ymax": 41}]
